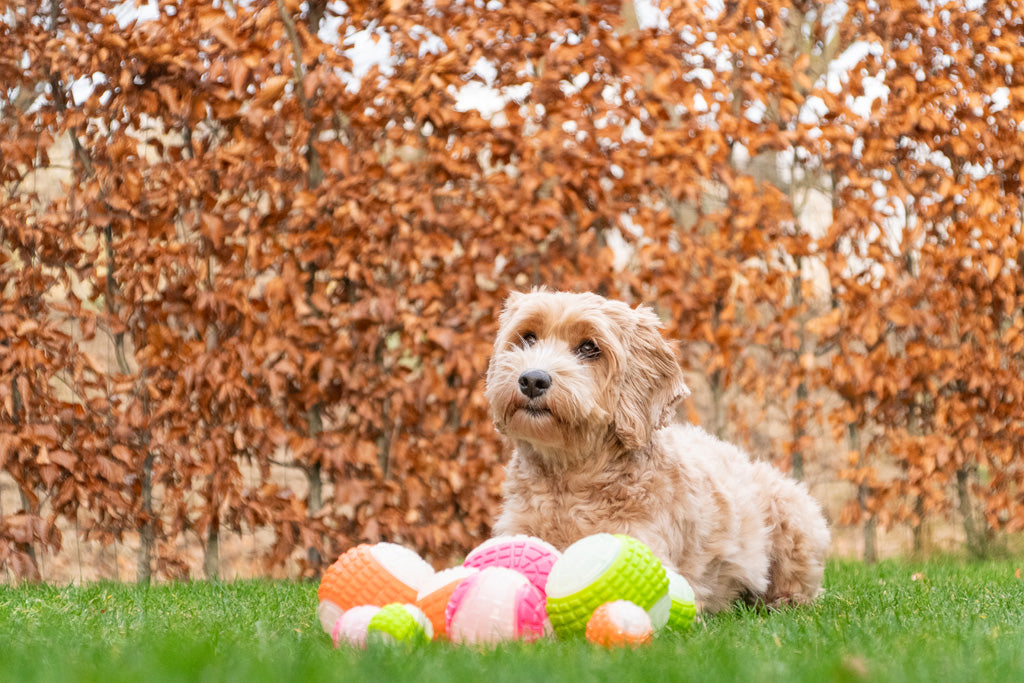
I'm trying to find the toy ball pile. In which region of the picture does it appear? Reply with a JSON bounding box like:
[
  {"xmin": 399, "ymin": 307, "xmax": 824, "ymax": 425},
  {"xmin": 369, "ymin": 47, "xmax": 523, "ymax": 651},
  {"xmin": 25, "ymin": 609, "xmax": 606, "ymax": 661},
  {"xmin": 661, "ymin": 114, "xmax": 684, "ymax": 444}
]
[{"xmin": 316, "ymin": 533, "xmax": 698, "ymax": 649}]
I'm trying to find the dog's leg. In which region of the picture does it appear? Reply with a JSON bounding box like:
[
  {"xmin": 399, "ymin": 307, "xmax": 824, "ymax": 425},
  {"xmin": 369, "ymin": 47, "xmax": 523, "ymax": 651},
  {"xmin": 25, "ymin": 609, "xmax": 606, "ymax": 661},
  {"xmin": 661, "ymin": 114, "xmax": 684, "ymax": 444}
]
[{"xmin": 756, "ymin": 464, "xmax": 830, "ymax": 605}]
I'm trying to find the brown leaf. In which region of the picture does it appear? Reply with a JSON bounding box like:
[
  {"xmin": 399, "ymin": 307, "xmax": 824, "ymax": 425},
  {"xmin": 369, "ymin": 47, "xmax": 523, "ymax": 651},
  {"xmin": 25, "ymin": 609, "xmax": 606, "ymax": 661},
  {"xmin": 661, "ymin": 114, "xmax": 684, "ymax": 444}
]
[{"xmin": 257, "ymin": 75, "xmax": 289, "ymax": 104}]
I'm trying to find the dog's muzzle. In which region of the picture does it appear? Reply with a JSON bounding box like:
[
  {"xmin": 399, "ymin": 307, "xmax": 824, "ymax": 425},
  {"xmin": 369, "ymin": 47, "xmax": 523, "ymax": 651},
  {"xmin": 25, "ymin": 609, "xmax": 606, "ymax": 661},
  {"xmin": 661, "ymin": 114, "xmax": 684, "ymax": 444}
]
[{"xmin": 518, "ymin": 369, "xmax": 552, "ymax": 399}]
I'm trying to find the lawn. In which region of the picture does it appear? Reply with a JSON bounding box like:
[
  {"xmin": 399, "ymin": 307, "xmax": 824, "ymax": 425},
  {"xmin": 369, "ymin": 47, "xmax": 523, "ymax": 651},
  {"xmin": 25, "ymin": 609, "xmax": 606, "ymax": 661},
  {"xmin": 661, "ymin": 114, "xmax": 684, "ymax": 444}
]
[{"xmin": 2, "ymin": 558, "xmax": 1022, "ymax": 682}]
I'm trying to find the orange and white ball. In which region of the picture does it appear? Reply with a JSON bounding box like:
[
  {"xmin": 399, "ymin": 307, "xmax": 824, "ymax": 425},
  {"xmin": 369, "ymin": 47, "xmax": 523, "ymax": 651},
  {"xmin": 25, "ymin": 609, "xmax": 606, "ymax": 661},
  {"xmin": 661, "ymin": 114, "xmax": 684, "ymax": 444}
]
[
  {"xmin": 585, "ymin": 600, "xmax": 654, "ymax": 647},
  {"xmin": 318, "ymin": 543, "xmax": 435, "ymax": 612}
]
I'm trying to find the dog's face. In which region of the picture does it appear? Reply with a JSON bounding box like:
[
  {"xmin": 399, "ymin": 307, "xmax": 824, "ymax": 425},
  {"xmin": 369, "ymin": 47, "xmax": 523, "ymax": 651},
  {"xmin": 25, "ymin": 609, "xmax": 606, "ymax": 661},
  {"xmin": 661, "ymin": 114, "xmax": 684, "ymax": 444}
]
[{"xmin": 485, "ymin": 291, "xmax": 690, "ymax": 461}]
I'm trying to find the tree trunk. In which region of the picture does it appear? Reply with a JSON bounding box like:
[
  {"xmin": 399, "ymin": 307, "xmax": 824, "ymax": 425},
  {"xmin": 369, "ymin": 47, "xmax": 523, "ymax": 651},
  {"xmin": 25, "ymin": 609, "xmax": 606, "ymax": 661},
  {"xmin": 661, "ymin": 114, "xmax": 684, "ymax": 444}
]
[
  {"xmin": 850, "ymin": 423, "xmax": 877, "ymax": 563},
  {"xmin": 792, "ymin": 379, "xmax": 807, "ymax": 482},
  {"xmin": 305, "ymin": 405, "xmax": 324, "ymax": 570},
  {"xmin": 790, "ymin": 258, "xmax": 807, "ymax": 481},
  {"xmin": 956, "ymin": 465, "xmax": 985, "ymax": 558},
  {"xmin": 204, "ymin": 517, "xmax": 220, "ymax": 580},
  {"xmin": 17, "ymin": 488, "xmax": 39, "ymax": 573},
  {"xmin": 136, "ymin": 451, "xmax": 155, "ymax": 584},
  {"xmin": 908, "ymin": 394, "xmax": 925, "ymax": 555},
  {"xmin": 862, "ymin": 514, "xmax": 877, "ymax": 565},
  {"xmin": 912, "ymin": 495, "xmax": 926, "ymax": 555}
]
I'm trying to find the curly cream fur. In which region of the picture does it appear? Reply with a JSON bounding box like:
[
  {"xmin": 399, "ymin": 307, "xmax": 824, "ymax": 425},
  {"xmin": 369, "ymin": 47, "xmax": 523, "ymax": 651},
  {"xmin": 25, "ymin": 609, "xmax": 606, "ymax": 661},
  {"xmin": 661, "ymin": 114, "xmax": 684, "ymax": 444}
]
[{"xmin": 485, "ymin": 291, "xmax": 830, "ymax": 612}]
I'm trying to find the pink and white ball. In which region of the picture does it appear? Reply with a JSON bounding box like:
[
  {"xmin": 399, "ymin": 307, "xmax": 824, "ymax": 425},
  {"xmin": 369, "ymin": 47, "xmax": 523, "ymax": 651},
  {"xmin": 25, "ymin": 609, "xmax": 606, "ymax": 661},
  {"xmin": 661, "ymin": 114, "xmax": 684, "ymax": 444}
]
[
  {"xmin": 445, "ymin": 566, "xmax": 549, "ymax": 645},
  {"xmin": 316, "ymin": 599, "xmax": 346, "ymax": 640},
  {"xmin": 415, "ymin": 566, "xmax": 480, "ymax": 640},
  {"xmin": 329, "ymin": 605, "xmax": 382, "ymax": 648},
  {"xmin": 463, "ymin": 535, "xmax": 561, "ymax": 594}
]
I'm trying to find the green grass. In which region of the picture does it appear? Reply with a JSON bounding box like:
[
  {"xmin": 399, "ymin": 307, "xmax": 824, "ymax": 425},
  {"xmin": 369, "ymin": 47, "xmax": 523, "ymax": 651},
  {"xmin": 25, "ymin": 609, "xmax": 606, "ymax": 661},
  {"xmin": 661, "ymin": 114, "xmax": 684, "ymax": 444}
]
[{"xmin": 2, "ymin": 559, "xmax": 1022, "ymax": 682}]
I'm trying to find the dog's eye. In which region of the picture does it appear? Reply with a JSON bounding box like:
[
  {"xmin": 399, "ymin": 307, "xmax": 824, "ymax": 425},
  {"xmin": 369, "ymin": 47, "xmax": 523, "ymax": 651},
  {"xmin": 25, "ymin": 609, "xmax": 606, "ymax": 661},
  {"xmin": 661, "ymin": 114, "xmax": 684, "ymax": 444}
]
[
  {"xmin": 575, "ymin": 339, "xmax": 600, "ymax": 360},
  {"xmin": 520, "ymin": 332, "xmax": 537, "ymax": 348}
]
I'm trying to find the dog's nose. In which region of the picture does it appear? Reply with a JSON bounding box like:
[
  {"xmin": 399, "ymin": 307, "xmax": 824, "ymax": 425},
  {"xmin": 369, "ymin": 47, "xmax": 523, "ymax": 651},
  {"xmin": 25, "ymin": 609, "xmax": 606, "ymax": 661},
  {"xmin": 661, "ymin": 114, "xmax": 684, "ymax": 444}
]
[{"xmin": 518, "ymin": 369, "xmax": 552, "ymax": 399}]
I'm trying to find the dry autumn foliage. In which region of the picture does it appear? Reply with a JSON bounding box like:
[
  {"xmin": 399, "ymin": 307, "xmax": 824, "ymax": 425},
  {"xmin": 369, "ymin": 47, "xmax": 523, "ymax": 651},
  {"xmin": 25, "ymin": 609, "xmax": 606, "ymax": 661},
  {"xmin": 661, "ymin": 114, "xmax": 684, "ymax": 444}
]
[
  {"xmin": 1, "ymin": 1, "xmax": 1022, "ymax": 581},
  {"xmin": 817, "ymin": 1, "xmax": 1024, "ymax": 557}
]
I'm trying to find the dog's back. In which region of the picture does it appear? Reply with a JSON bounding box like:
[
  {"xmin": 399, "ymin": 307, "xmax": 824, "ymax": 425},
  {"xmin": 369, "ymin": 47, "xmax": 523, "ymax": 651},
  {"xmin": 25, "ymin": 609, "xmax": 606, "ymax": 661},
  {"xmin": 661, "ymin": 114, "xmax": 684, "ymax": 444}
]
[{"xmin": 657, "ymin": 424, "xmax": 829, "ymax": 610}]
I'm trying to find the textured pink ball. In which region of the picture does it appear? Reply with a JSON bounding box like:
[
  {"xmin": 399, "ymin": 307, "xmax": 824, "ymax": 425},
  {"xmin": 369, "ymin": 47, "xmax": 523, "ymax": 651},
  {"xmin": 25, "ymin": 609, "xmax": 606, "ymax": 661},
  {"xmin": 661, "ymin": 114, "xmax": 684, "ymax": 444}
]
[
  {"xmin": 445, "ymin": 566, "xmax": 548, "ymax": 645},
  {"xmin": 463, "ymin": 535, "xmax": 561, "ymax": 594}
]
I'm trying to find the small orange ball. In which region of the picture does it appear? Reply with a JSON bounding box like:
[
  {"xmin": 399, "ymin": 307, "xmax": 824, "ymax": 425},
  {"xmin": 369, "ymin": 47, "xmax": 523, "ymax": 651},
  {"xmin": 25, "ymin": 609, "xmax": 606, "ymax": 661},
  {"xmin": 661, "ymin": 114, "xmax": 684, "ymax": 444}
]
[{"xmin": 585, "ymin": 600, "xmax": 654, "ymax": 648}]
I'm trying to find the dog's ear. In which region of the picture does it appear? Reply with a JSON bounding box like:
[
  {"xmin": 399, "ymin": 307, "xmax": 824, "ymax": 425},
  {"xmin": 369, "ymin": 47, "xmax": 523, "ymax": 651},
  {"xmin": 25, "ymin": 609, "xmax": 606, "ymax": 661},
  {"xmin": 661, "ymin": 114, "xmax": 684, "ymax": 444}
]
[
  {"xmin": 500, "ymin": 290, "xmax": 526, "ymax": 315},
  {"xmin": 494, "ymin": 291, "xmax": 524, "ymax": 332},
  {"xmin": 612, "ymin": 304, "xmax": 690, "ymax": 451}
]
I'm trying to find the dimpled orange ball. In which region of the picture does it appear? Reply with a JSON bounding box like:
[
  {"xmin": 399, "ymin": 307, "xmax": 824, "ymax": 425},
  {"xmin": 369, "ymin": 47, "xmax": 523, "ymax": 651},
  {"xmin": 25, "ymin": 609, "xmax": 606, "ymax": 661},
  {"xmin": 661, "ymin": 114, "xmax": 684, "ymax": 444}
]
[
  {"xmin": 585, "ymin": 600, "xmax": 654, "ymax": 648},
  {"xmin": 318, "ymin": 543, "xmax": 435, "ymax": 611}
]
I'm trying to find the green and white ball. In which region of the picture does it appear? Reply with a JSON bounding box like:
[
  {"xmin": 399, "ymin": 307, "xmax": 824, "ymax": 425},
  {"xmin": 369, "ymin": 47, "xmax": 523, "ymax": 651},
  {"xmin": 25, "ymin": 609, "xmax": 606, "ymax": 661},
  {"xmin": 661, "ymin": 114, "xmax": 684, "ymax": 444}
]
[
  {"xmin": 365, "ymin": 603, "xmax": 433, "ymax": 646},
  {"xmin": 545, "ymin": 533, "xmax": 669, "ymax": 639},
  {"xmin": 664, "ymin": 569, "xmax": 698, "ymax": 632}
]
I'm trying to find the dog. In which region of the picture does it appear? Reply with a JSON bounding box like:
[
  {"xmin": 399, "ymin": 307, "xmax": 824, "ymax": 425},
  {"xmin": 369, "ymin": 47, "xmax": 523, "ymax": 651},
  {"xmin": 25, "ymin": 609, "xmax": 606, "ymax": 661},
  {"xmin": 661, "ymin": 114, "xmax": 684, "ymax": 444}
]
[{"xmin": 485, "ymin": 290, "xmax": 830, "ymax": 612}]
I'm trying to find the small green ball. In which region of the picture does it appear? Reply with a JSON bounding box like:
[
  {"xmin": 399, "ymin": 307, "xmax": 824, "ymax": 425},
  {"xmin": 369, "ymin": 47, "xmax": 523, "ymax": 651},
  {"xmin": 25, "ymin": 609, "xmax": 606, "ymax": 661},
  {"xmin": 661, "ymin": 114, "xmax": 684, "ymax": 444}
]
[
  {"xmin": 365, "ymin": 603, "xmax": 432, "ymax": 646},
  {"xmin": 665, "ymin": 569, "xmax": 697, "ymax": 632}
]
